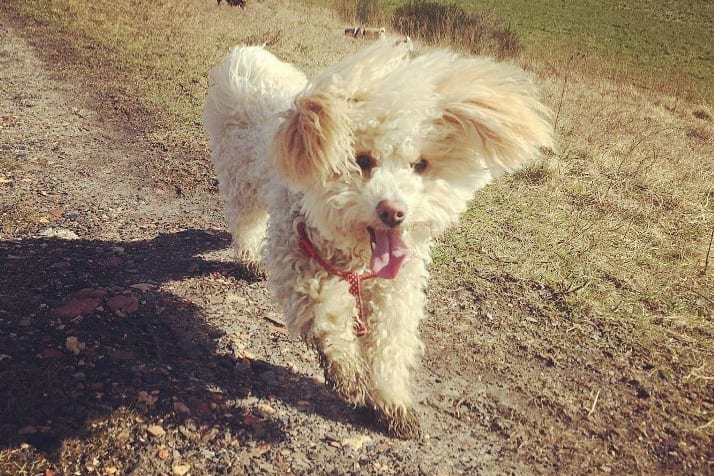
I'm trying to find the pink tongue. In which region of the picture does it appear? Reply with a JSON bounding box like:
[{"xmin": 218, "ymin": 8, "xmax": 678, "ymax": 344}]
[{"xmin": 369, "ymin": 228, "xmax": 411, "ymax": 279}]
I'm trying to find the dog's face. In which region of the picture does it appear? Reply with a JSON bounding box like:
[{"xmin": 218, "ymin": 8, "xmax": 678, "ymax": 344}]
[{"xmin": 272, "ymin": 41, "xmax": 553, "ymax": 277}]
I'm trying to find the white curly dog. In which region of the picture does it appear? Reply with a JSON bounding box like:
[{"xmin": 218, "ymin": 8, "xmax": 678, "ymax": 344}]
[{"xmin": 204, "ymin": 39, "xmax": 553, "ymax": 438}]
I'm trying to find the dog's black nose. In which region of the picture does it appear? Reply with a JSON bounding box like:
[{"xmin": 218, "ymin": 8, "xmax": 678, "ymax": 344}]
[{"xmin": 376, "ymin": 200, "xmax": 407, "ymax": 228}]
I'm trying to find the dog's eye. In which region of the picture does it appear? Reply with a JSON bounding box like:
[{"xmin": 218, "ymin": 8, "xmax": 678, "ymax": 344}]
[
  {"xmin": 412, "ymin": 158, "xmax": 429, "ymax": 174},
  {"xmin": 355, "ymin": 153, "xmax": 375, "ymax": 173}
]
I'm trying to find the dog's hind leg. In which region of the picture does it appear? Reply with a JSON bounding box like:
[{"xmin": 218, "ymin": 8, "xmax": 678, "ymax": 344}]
[
  {"xmin": 229, "ymin": 206, "xmax": 267, "ymax": 272},
  {"xmin": 222, "ymin": 181, "xmax": 268, "ymax": 272}
]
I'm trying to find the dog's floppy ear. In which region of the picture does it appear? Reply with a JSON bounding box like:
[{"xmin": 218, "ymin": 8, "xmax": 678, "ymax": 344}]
[
  {"xmin": 432, "ymin": 55, "xmax": 553, "ymax": 177},
  {"xmin": 272, "ymin": 90, "xmax": 351, "ymax": 188}
]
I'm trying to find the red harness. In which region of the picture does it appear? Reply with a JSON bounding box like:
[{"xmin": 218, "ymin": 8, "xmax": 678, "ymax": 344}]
[{"xmin": 296, "ymin": 221, "xmax": 377, "ymax": 336}]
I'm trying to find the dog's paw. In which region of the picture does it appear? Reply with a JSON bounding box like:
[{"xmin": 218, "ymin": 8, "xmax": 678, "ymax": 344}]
[
  {"xmin": 376, "ymin": 406, "xmax": 421, "ymax": 440},
  {"xmin": 238, "ymin": 255, "xmax": 266, "ymax": 279}
]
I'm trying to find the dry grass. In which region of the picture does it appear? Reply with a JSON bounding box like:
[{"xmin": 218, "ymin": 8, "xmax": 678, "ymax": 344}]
[
  {"xmin": 335, "ymin": 0, "xmax": 385, "ymax": 26},
  {"xmin": 2, "ymin": 0, "xmax": 713, "ymax": 472},
  {"xmin": 390, "ymin": 1, "xmax": 520, "ymax": 59},
  {"xmin": 335, "ymin": 0, "xmax": 521, "ymax": 59}
]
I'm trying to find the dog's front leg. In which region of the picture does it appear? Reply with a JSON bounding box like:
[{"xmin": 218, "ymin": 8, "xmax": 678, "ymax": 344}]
[
  {"xmin": 364, "ymin": 286, "xmax": 425, "ymax": 439},
  {"xmin": 308, "ymin": 279, "xmax": 370, "ymax": 407}
]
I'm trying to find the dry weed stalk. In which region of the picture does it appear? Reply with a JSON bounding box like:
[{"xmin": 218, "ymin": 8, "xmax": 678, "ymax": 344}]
[{"xmin": 703, "ymin": 226, "xmax": 714, "ymax": 275}]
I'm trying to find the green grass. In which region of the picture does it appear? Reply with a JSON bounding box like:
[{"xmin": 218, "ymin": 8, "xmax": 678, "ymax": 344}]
[{"xmin": 331, "ymin": 0, "xmax": 714, "ymax": 103}]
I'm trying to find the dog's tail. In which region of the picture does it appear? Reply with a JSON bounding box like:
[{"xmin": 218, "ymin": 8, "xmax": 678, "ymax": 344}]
[{"xmin": 203, "ymin": 46, "xmax": 307, "ymax": 149}]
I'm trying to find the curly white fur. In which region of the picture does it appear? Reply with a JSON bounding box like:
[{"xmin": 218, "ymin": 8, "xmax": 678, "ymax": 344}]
[{"xmin": 204, "ymin": 40, "xmax": 553, "ymax": 438}]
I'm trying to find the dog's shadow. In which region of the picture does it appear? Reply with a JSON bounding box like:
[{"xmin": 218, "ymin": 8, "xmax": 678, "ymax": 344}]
[{"xmin": 0, "ymin": 229, "xmax": 369, "ymax": 457}]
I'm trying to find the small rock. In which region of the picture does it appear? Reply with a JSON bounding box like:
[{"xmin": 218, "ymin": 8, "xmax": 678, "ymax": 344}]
[
  {"xmin": 174, "ymin": 401, "xmax": 191, "ymax": 414},
  {"xmin": 63, "ymin": 210, "xmax": 80, "ymax": 220},
  {"xmin": 147, "ymin": 425, "xmax": 165, "ymax": 438},
  {"xmin": 342, "ymin": 434, "xmax": 372, "ymax": 451},
  {"xmin": 117, "ymin": 429, "xmax": 130, "ymax": 442},
  {"xmin": 172, "ymin": 464, "xmax": 191, "ymax": 476},
  {"xmin": 250, "ymin": 442, "xmax": 271, "ymax": 458},
  {"xmin": 201, "ymin": 427, "xmax": 220, "ymax": 443},
  {"xmin": 39, "ymin": 227, "xmax": 79, "ymax": 240},
  {"xmin": 257, "ymin": 403, "xmax": 276, "ymax": 414},
  {"xmin": 65, "ymin": 336, "xmax": 85, "ymax": 355},
  {"xmin": 130, "ymin": 283, "xmax": 154, "ymax": 292},
  {"xmin": 158, "ymin": 449, "xmax": 170, "ymax": 460},
  {"xmin": 137, "ymin": 391, "xmax": 158, "ymax": 407},
  {"xmin": 75, "ymin": 288, "xmax": 108, "ymax": 299},
  {"xmin": 243, "ymin": 414, "xmax": 259, "ymax": 425},
  {"xmin": 107, "ymin": 294, "xmax": 139, "ymax": 315}
]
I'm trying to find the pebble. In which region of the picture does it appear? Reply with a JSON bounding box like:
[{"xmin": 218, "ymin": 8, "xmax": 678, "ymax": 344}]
[
  {"xmin": 65, "ymin": 336, "xmax": 85, "ymax": 355},
  {"xmin": 146, "ymin": 425, "xmax": 166, "ymax": 438},
  {"xmin": 178, "ymin": 425, "xmax": 197, "ymax": 441},
  {"xmin": 342, "ymin": 434, "xmax": 372, "ymax": 451},
  {"xmin": 172, "ymin": 464, "xmax": 191, "ymax": 476},
  {"xmin": 107, "ymin": 294, "xmax": 139, "ymax": 314},
  {"xmin": 39, "ymin": 227, "xmax": 79, "ymax": 240},
  {"xmin": 174, "ymin": 401, "xmax": 191, "ymax": 414}
]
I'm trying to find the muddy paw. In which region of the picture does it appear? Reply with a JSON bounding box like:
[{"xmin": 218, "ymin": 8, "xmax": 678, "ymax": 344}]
[
  {"xmin": 317, "ymin": 350, "xmax": 369, "ymax": 407},
  {"xmin": 377, "ymin": 406, "xmax": 421, "ymax": 440},
  {"xmin": 239, "ymin": 257, "xmax": 265, "ymax": 279}
]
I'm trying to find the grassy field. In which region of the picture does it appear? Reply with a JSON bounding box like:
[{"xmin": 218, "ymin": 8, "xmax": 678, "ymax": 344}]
[
  {"xmin": 1, "ymin": 0, "xmax": 713, "ymax": 473},
  {"xmin": 331, "ymin": 0, "xmax": 714, "ymax": 103}
]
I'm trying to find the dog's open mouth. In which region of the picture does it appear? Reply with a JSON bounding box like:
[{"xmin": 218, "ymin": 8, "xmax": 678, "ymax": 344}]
[{"xmin": 368, "ymin": 227, "xmax": 411, "ymax": 279}]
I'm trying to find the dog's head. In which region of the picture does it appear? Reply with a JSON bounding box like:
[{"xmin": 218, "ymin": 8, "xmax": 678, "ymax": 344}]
[{"xmin": 272, "ymin": 40, "xmax": 553, "ymax": 278}]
